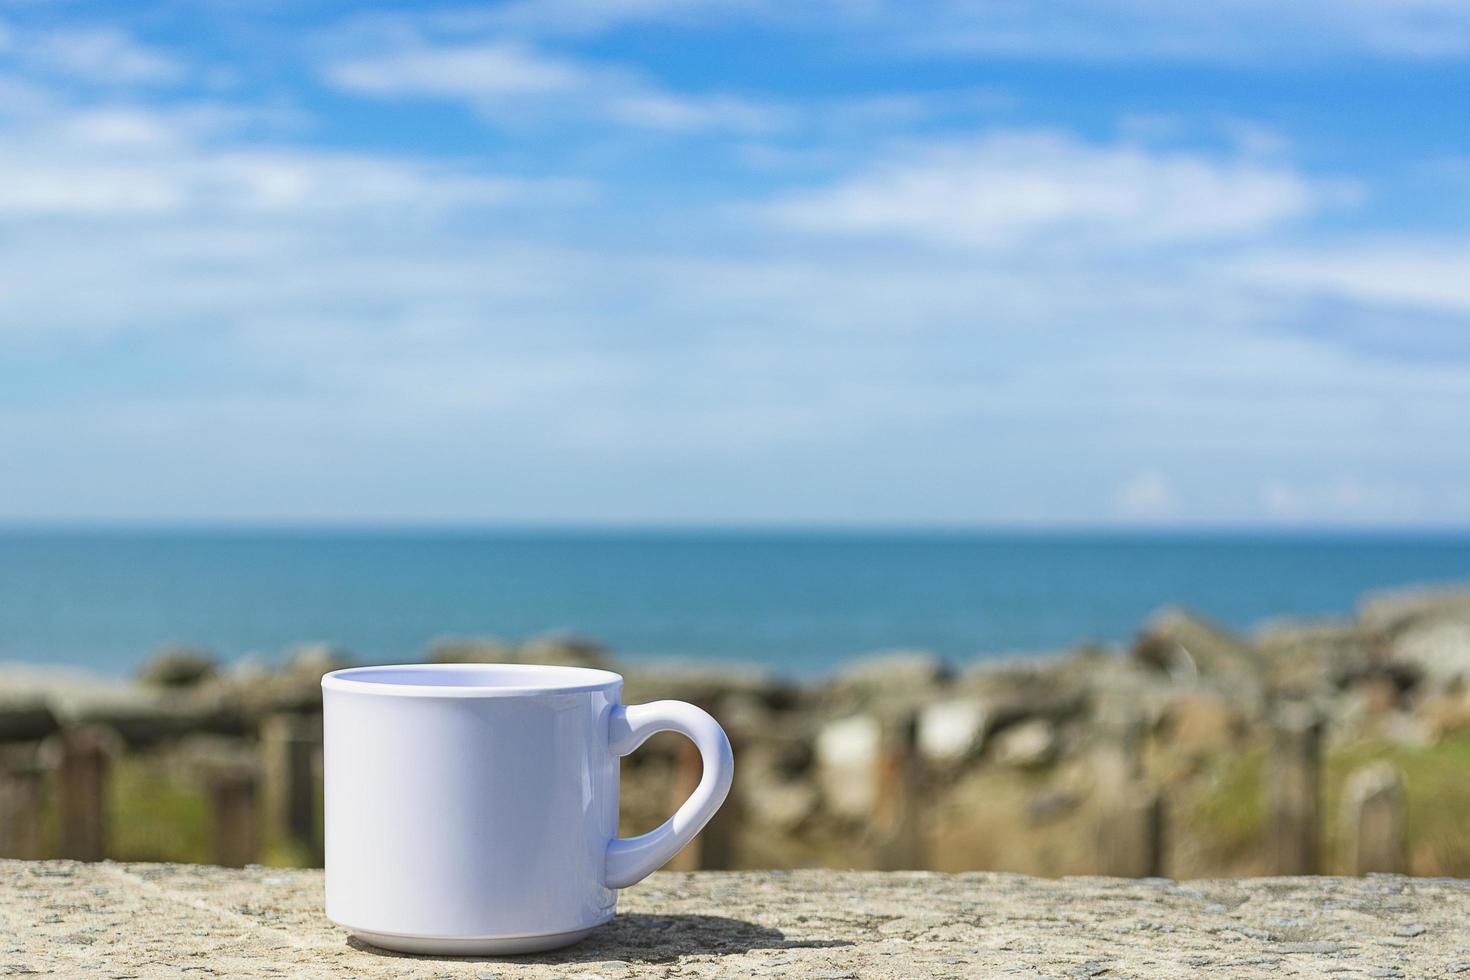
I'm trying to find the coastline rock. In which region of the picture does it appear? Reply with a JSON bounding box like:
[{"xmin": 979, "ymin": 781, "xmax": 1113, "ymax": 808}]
[
  {"xmin": 991, "ymin": 717, "xmax": 1058, "ymax": 769},
  {"xmin": 426, "ymin": 636, "xmax": 516, "ymax": 664},
  {"xmin": 1255, "ymin": 619, "xmax": 1372, "ymax": 695},
  {"xmin": 282, "ymin": 643, "xmax": 354, "ymax": 682},
  {"xmin": 748, "ymin": 778, "xmax": 820, "ymax": 831},
  {"xmin": 1052, "ymin": 649, "xmax": 1177, "ymax": 730},
  {"xmin": 1132, "ymin": 607, "xmax": 1263, "ymax": 700},
  {"xmin": 0, "ymin": 664, "xmax": 238, "ymax": 746},
  {"xmin": 1360, "ymin": 584, "xmax": 1470, "ymax": 637},
  {"xmin": 917, "ymin": 698, "xmax": 988, "ymax": 763},
  {"xmin": 1388, "ymin": 619, "xmax": 1470, "ymax": 692},
  {"xmin": 270, "ymin": 644, "xmax": 352, "ymax": 713},
  {"xmin": 0, "ymin": 692, "xmax": 59, "ymax": 742},
  {"xmin": 619, "ymin": 660, "xmax": 789, "ymax": 708},
  {"xmin": 814, "ymin": 714, "xmax": 881, "ymax": 820},
  {"xmin": 831, "ymin": 650, "xmax": 951, "ymax": 701},
  {"xmin": 518, "ymin": 632, "xmax": 611, "ymax": 669},
  {"xmin": 954, "ymin": 659, "xmax": 1091, "ymax": 735},
  {"xmin": 1159, "ymin": 691, "xmax": 1243, "ymax": 756},
  {"xmin": 137, "ymin": 647, "xmax": 219, "ymax": 688},
  {"xmin": 1025, "ymin": 787, "xmax": 1081, "ymax": 824},
  {"xmin": 221, "ymin": 644, "xmax": 353, "ymax": 716},
  {"xmin": 740, "ymin": 740, "xmax": 821, "ymax": 830}
]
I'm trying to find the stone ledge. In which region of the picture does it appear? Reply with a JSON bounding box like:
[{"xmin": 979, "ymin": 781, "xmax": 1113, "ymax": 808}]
[{"xmin": 2, "ymin": 861, "xmax": 1468, "ymax": 977}]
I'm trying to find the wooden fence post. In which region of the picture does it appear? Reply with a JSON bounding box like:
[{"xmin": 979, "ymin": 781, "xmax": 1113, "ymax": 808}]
[
  {"xmin": 0, "ymin": 744, "xmax": 48, "ymax": 859},
  {"xmin": 1341, "ymin": 762, "xmax": 1407, "ymax": 875},
  {"xmin": 1094, "ymin": 709, "xmax": 1164, "ymax": 877},
  {"xmin": 871, "ymin": 710, "xmax": 925, "ymax": 871},
  {"xmin": 1097, "ymin": 790, "xmax": 1165, "ymax": 878},
  {"xmin": 668, "ymin": 700, "xmax": 740, "ymax": 871},
  {"xmin": 261, "ymin": 713, "xmax": 321, "ymax": 863},
  {"xmin": 58, "ymin": 726, "xmax": 117, "ymax": 861},
  {"xmin": 206, "ymin": 764, "xmax": 260, "ymax": 869},
  {"xmin": 1268, "ymin": 703, "xmax": 1322, "ymax": 875}
]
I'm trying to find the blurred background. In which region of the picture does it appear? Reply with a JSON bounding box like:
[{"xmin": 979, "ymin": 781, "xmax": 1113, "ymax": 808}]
[{"xmin": 2, "ymin": 1, "xmax": 1469, "ymax": 877}]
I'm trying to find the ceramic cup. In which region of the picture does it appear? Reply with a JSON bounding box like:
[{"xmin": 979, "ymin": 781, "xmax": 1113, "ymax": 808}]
[{"xmin": 321, "ymin": 662, "xmax": 734, "ymax": 954}]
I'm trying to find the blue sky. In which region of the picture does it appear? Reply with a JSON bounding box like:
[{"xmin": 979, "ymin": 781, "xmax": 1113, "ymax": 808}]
[{"xmin": 1, "ymin": 1, "xmax": 1468, "ymax": 527}]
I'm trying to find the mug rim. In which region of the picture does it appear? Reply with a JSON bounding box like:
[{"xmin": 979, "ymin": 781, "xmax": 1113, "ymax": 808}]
[{"xmin": 321, "ymin": 662, "xmax": 623, "ymax": 698}]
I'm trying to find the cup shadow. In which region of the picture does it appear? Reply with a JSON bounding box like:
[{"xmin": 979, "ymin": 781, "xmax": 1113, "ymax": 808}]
[{"xmin": 345, "ymin": 912, "xmax": 852, "ymax": 964}]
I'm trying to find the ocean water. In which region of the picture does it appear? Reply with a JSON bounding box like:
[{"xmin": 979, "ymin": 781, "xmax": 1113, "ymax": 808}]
[{"xmin": 1, "ymin": 529, "xmax": 1468, "ymax": 678}]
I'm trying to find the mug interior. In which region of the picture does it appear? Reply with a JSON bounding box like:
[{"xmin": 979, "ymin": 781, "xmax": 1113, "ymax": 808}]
[{"xmin": 322, "ymin": 662, "xmax": 622, "ymax": 696}]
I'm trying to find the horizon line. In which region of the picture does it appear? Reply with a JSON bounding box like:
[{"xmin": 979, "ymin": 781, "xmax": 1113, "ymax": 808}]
[{"xmin": 3, "ymin": 519, "xmax": 1470, "ymax": 538}]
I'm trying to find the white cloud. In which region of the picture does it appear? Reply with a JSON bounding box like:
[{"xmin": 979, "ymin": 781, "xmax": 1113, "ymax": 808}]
[
  {"xmin": 1236, "ymin": 244, "xmax": 1470, "ymax": 315},
  {"xmin": 1260, "ymin": 478, "xmax": 1302, "ymax": 519},
  {"xmin": 326, "ymin": 41, "xmax": 586, "ymax": 99},
  {"xmin": 0, "ymin": 41, "xmax": 1467, "ymax": 523},
  {"xmin": 368, "ymin": 0, "xmax": 767, "ymax": 39},
  {"xmin": 0, "ymin": 105, "xmax": 590, "ymax": 217},
  {"xmin": 5, "ymin": 179, "xmax": 1470, "ymax": 523},
  {"xmin": 1260, "ymin": 476, "xmax": 1429, "ymax": 524},
  {"xmin": 23, "ymin": 28, "xmax": 185, "ymax": 85},
  {"xmin": 323, "ymin": 38, "xmax": 780, "ymax": 133},
  {"xmin": 605, "ymin": 91, "xmax": 776, "ymax": 132},
  {"xmin": 0, "ymin": 73, "xmax": 55, "ymax": 117},
  {"xmin": 0, "ymin": 154, "xmax": 582, "ymax": 216},
  {"xmin": 328, "ymin": 0, "xmax": 1470, "ymax": 59},
  {"xmin": 1114, "ymin": 469, "xmax": 1176, "ymax": 521},
  {"xmin": 762, "ymin": 131, "xmax": 1353, "ymax": 248},
  {"xmin": 909, "ymin": 0, "xmax": 1470, "ymax": 60}
]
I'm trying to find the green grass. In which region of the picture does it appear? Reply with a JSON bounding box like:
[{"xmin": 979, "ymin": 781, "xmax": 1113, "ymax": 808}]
[
  {"xmin": 1185, "ymin": 744, "xmax": 1268, "ymax": 872},
  {"xmin": 1324, "ymin": 730, "xmax": 1470, "ymax": 876},
  {"xmin": 108, "ymin": 753, "xmax": 211, "ymax": 863},
  {"xmin": 1189, "ymin": 731, "xmax": 1470, "ymax": 876},
  {"xmin": 30, "ymin": 729, "xmax": 1470, "ymax": 875},
  {"xmin": 91, "ymin": 749, "xmax": 322, "ymax": 867}
]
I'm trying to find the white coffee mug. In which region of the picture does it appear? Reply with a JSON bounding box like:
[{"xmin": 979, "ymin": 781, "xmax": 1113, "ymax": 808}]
[{"xmin": 321, "ymin": 662, "xmax": 734, "ymax": 954}]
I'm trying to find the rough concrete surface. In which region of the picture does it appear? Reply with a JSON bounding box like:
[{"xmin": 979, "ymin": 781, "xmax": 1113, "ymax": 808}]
[{"xmin": 2, "ymin": 861, "xmax": 1469, "ymax": 978}]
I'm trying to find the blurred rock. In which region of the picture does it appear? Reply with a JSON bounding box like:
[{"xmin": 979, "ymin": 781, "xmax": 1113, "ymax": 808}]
[
  {"xmin": 1382, "ymin": 709, "xmax": 1434, "ymax": 748},
  {"xmin": 1417, "ymin": 688, "xmax": 1470, "ymax": 741},
  {"xmin": 1388, "ymin": 619, "xmax": 1470, "ymax": 692},
  {"xmin": 991, "ymin": 718, "xmax": 1058, "ymax": 769},
  {"xmin": 814, "ymin": 713, "xmax": 880, "ymax": 820},
  {"xmin": 830, "ymin": 650, "xmax": 951, "ymax": 705},
  {"xmin": 1256, "ymin": 619, "xmax": 1372, "ymax": 695},
  {"xmin": 1025, "ymin": 787, "xmax": 1080, "ymax": 824},
  {"xmin": 283, "ymin": 643, "xmax": 354, "ymax": 682},
  {"xmin": 426, "ymin": 636, "xmax": 515, "ymax": 664},
  {"xmin": 1054, "ymin": 649, "xmax": 1177, "ymax": 731},
  {"xmin": 225, "ymin": 644, "xmax": 353, "ymax": 716},
  {"xmin": 748, "ymin": 778, "xmax": 819, "ymax": 831},
  {"xmin": 1160, "ymin": 691, "xmax": 1243, "ymax": 756},
  {"xmin": 1360, "ymin": 584, "xmax": 1470, "ymax": 637},
  {"xmin": 0, "ymin": 684, "xmax": 59, "ymax": 743},
  {"xmin": 740, "ymin": 740, "xmax": 821, "ymax": 831},
  {"xmin": 269, "ymin": 645, "xmax": 350, "ymax": 713},
  {"xmin": 1132, "ymin": 607, "xmax": 1263, "ymax": 700},
  {"xmin": 518, "ymin": 632, "xmax": 611, "ymax": 669},
  {"xmin": 840, "ymin": 649, "xmax": 952, "ymax": 687},
  {"xmin": 956, "ymin": 659, "xmax": 1090, "ymax": 735},
  {"xmin": 709, "ymin": 693, "xmax": 778, "ymax": 743},
  {"xmin": 0, "ymin": 664, "xmax": 237, "ymax": 747},
  {"xmin": 137, "ymin": 647, "xmax": 219, "ymax": 689},
  {"xmin": 917, "ymin": 698, "xmax": 988, "ymax": 763},
  {"xmin": 620, "ymin": 660, "xmax": 789, "ymax": 709}
]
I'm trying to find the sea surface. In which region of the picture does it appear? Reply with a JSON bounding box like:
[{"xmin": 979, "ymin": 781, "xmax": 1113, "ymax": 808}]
[{"xmin": 1, "ymin": 529, "xmax": 1468, "ymax": 678}]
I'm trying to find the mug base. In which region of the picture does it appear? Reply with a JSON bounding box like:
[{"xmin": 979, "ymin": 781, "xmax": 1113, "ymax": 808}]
[{"xmin": 348, "ymin": 919, "xmax": 609, "ymax": 956}]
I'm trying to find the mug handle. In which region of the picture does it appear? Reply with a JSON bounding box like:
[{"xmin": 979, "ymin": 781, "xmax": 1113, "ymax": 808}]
[{"xmin": 604, "ymin": 700, "xmax": 734, "ymax": 889}]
